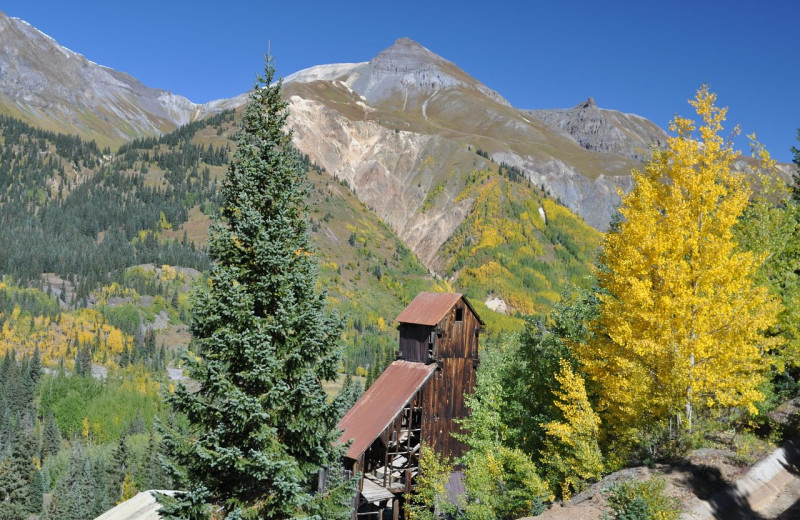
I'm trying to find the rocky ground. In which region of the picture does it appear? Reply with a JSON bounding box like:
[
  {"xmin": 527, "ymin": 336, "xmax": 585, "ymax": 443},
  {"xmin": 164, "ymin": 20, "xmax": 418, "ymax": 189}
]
[{"xmin": 524, "ymin": 402, "xmax": 800, "ymax": 520}]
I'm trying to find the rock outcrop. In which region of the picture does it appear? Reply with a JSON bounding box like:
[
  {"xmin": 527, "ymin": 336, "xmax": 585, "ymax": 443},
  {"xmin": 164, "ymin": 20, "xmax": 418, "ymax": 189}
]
[{"xmin": 527, "ymin": 99, "xmax": 668, "ymax": 161}]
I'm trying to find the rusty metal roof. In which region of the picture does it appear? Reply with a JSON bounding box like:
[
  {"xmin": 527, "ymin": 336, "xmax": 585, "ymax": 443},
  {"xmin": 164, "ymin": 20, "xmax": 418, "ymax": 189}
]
[
  {"xmin": 395, "ymin": 292, "xmax": 484, "ymax": 326},
  {"xmin": 338, "ymin": 360, "xmax": 436, "ymax": 460}
]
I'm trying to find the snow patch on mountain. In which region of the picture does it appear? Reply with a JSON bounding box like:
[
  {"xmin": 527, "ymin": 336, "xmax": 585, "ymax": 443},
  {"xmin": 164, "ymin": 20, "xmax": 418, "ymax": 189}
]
[{"xmin": 285, "ymin": 63, "xmax": 365, "ymax": 84}]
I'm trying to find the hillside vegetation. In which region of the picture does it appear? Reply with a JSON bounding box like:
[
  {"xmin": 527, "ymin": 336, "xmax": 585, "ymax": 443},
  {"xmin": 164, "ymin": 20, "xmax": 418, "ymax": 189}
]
[
  {"xmin": 0, "ymin": 78, "xmax": 615, "ymax": 515},
  {"xmin": 404, "ymin": 88, "xmax": 800, "ymax": 520}
]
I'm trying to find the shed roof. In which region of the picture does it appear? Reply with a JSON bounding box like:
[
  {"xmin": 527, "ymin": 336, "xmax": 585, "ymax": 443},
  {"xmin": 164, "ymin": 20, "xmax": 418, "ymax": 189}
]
[
  {"xmin": 395, "ymin": 292, "xmax": 484, "ymax": 326},
  {"xmin": 338, "ymin": 360, "xmax": 436, "ymax": 460}
]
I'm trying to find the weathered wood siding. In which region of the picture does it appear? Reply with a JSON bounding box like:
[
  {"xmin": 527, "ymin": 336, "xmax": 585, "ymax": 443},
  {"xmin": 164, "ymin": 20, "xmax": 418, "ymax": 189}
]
[
  {"xmin": 398, "ymin": 324, "xmax": 431, "ymax": 362},
  {"xmin": 420, "ymin": 300, "xmax": 481, "ymax": 460}
]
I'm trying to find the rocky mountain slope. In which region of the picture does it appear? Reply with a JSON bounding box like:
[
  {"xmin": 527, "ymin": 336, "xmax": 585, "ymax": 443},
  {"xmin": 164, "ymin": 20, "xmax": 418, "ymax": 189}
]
[
  {"xmin": 281, "ymin": 38, "xmax": 662, "ymax": 239},
  {"xmin": 0, "ymin": 17, "xmax": 673, "ymax": 309},
  {"xmin": 0, "ymin": 11, "xmax": 240, "ymax": 147}
]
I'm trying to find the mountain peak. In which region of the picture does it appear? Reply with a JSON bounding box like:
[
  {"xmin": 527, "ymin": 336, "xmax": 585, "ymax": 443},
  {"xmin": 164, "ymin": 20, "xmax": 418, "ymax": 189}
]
[
  {"xmin": 369, "ymin": 37, "xmax": 450, "ymax": 72},
  {"xmin": 576, "ymin": 97, "xmax": 597, "ymax": 109},
  {"xmin": 393, "ymin": 37, "xmax": 425, "ymax": 47},
  {"xmin": 348, "ymin": 38, "xmax": 509, "ymax": 107},
  {"xmin": 385, "ymin": 37, "xmax": 437, "ymax": 57}
]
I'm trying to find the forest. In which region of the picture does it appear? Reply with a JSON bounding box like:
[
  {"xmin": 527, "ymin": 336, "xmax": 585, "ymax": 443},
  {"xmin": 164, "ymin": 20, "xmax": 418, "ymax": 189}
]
[{"xmin": 0, "ymin": 78, "xmax": 798, "ymax": 520}]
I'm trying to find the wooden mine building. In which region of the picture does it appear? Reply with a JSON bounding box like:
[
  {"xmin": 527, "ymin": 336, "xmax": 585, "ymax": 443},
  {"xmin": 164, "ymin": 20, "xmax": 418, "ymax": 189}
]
[{"xmin": 337, "ymin": 292, "xmax": 483, "ymax": 519}]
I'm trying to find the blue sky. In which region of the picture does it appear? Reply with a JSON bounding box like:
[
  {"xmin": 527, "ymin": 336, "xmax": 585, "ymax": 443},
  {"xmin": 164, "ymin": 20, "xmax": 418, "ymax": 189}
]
[{"xmin": 3, "ymin": 0, "xmax": 798, "ymax": 162}]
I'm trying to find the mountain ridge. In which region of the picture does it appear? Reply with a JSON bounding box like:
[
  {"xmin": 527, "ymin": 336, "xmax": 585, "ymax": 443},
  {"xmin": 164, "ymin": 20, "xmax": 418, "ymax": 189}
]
[
  {"xmin": 0, "ymin": 11, "xmax": 241, "ymax": 147},
  {"xmin": 0, "ymin": 15, "xmax": 670, "ymax": 244}
]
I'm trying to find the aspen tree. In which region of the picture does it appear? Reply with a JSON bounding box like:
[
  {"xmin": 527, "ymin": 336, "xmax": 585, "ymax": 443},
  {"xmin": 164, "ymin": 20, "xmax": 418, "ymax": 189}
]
[
  {"xmin": 579, "ymin": 87, "xmax": 781, "ymax": 444},
  {"xmin": 542, "ymin": 359, "xmax": 603, "ymax": 499}
]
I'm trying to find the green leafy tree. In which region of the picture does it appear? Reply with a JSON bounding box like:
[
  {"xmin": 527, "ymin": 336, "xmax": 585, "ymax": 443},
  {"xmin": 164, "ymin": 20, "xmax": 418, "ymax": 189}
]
[
  {"xmin": 457, "ymin": 336, "xmax": 553, "ymax": 519},
  {"xmin": 604, "ymin": 477, "xmax": 681, "ymax": 520},
  {"xmin": 160, "ymin": 55, "xmax": 354, "ymax": 519},
  {"xmin": 405, "ymin": 447, "xmax": 454, "ymax": 520},
  {"xmin": 734, "ymin": 136, "xmax": 800, "ymax": 401}
]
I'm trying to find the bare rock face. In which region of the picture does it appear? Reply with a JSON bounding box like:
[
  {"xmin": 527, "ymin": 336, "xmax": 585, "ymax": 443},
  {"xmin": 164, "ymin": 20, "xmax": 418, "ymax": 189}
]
[
  {"xmin": 492, "ymin": 151, "xmax": 633, "ymax": 230},
  {"xmin": 287, "ymin": 95, "xmax": 473, "ymax": 271},
  {"xmin": 527, "ymin": 99, "xmax": 668, "ymax": 161}
]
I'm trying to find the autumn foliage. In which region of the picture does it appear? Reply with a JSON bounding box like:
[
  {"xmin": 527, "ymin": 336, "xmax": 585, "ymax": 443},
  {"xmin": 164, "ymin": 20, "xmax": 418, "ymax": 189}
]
[
  {"xmin": 578, "ymin": 87, "xmax": 782, "ymax": 443},
  {"xmin": 542, "ymin": 360, "xmax": 603, "ymax": 499}
]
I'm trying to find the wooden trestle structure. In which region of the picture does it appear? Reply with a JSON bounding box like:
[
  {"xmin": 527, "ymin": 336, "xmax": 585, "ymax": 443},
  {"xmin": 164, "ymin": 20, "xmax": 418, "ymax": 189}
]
[{"xmin": 337, "ymin": 292, "xmax": 483, "ymax": 519}]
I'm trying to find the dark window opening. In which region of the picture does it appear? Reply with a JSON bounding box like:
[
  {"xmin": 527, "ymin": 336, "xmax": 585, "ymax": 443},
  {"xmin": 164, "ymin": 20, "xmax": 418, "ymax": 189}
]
[{"xmin": 455, "ymin": 307, "xmax": 463, "ymax": 322}]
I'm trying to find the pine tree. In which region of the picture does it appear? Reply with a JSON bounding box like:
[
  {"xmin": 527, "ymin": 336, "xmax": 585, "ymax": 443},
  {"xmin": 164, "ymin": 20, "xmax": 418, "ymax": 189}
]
[
  {"xmin": 28, "ymin": 346, "xmax": 41, "ymax": 383},
  {"xmin": 337, "ymin": 374, "xmax": 363, "ymax": 416},
  {"xmin": 579, "ymin": 87, "xmax": 781, "ymax": 444},
  {"xmin": 160, "ymin": 55, "xmax": 354, "ymax": 519},
  {"xmin": 791, "ymin": 129, "xmax": 800, "ymax": 202},
  {"xmin": 0, "ymin": 457, "xmax": 26, "ymax": 520},
  {"xmin": 106, "ymin": 436, "xmax": 128, "ymax": 505}
]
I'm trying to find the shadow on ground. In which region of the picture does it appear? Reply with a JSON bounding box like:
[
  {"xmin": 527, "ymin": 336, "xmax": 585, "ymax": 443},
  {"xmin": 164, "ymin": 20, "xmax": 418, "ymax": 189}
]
[
  {"xmin": 665, "ymin": 463, "xmax": 765, "ymax": 520},
  {"xmin": 666, "ymin": 437, "xmax": 800, "ymax": 519},
  {"xmin": 774, "ymin": 438, "xmax": 800, "ymax": 520}
]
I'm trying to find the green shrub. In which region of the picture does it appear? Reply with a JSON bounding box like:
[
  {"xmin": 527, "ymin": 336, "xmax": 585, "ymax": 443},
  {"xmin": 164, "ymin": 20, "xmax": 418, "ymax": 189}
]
[{"xmin": 604, "ymin": 477, "xmax": 681, "ymax": 520}]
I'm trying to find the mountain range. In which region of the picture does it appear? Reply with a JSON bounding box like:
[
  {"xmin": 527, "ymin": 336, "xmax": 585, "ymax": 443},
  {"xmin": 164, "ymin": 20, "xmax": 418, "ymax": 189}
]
[{"xmin": 0, "ymin": 10, "xmax": 710, "ymax": 316}]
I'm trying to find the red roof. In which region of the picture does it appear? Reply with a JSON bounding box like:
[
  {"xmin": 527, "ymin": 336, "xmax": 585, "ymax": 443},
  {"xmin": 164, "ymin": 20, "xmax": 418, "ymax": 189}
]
[
  {"xmin": 395, "ymin": 292, "xmax": 463, "ymax": 326},
  {"xmin": 338, "ymin": 361, "xmax": 436, "ymax": 460},
  {"xmin": 395, "ymin": 292, "xmax": 484, "ymax": 326}
]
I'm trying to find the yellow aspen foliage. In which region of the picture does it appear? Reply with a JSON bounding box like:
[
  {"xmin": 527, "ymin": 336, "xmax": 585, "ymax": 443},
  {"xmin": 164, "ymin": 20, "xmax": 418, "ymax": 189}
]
[
  {"xmin": 405, "ymin": 446, "xmax": 452, "ymax": 520},
  {"xmin": 542, "ymin": 359, "xmax": 603, "ymax": 499},
  {"xmin": 160, "ymin": 264, "xmax": 177, "ymax": 282},
  {"xmin": 159, "ymin": 210, "xmax": 172, "ymax": 230},
  {"xmin": 82, "ymin": 417, "xmax": 91, "ymax": 441},
  {"xmin": 376, "ymin": 317, "xmax": 387, "ymax": 332},
  {"xmin": 0, "ymin": 305, "xmax": 131, "ymax": 366},
  {"xmin": 120, "ymin": 473, "xmax": 138, "ymax": 503},
  {"xmin": 578, "ymin": 87, "xmax": 782, "ymax": 442}
]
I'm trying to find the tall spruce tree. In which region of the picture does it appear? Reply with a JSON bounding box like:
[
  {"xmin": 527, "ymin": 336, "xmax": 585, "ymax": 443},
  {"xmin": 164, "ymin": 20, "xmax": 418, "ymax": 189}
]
[
  {"xmin": 160, "ymin": 55, "xmax": 354, "ymax": 519},
  {"xmin": 791, "ymin": 129, "xmax": 800, "ymax": 202}
]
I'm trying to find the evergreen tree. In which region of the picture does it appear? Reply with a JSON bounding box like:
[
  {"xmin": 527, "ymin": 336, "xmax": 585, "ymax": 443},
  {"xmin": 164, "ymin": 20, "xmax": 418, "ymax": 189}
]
[
  {"xmin": 791, "ymin": 129, "xmax": 800, "ymax": 202},
  {"xmin": 28, "ymin": 346, "xmax": 41, "ymax": 383},
  {"xmin": 106, "ymin": 436, "xmax": 129, "ymax": 505},
  {"xmin": 160, "ymin": 55, "xmax": 354, "ymax": 519},
  {"xmin": 8, "ymin": 428, "xmax": 43, "ymax": 515},
  {"xmin": 0, "ymin": 457, "xmax": 26, "ymax": 520},
  {"xmin": 337, "ymin": 374, "xmax": 363, "ymax": 416},
  {"xmin": 143, "ymin": 433, "xmax": 170, "ymax": 491},
  {"xmin": 41, "ymin": 412, "xmax": 62, "ymax": 460}
]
